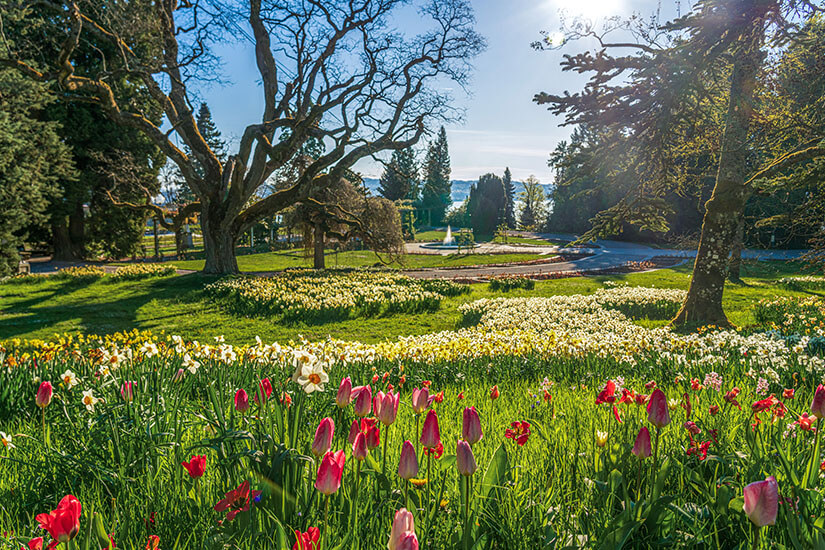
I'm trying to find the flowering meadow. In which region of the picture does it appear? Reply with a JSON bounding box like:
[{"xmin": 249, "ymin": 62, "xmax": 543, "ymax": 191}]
[
  {"xmin": 205, "ymin": 270, "xmax": 469, "ymax": 322},
  {"xmin": 1, "ymin": 285, "xmax": 825, "ymax": 548}
]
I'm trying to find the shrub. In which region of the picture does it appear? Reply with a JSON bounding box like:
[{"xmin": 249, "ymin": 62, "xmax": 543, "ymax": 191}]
[{"xmin": 488, "ymin": 275, "xmax": 535, "ymax": 292}]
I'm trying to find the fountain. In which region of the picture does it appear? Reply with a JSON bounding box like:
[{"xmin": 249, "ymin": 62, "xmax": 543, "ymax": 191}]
[
  {"xmin": 421, "ymin": 225, "xmax": 477, "ymax": 250},
  {"xmin": 443, "ymin": 225, "xmax": 455, "ymax": 246}
]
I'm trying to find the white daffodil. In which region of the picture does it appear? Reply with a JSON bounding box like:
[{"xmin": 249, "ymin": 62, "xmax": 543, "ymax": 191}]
[
  {"xmin": 61, "ymin": 370, "xmax": 79, "ymax": 388},
  {"xmin": 82, "ymin": 389, "xmax": 99, "ymax": 412},
  {"xmin": 0, "ymin": 431, "xmax": 14, "ymax": 450},
  {"xmin": 183, "ymin": 354, "xmax": 200, "ymax": 374},
  {"xmin": 296, "ymin": 361, "xmax": 329, "ymax": 394}
]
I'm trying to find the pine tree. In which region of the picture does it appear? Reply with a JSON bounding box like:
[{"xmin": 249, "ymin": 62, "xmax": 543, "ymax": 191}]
[
  {"xmin": 502, "ymin": 167, "xmax": 516, "ymax": 228},
  {"xmin": 421, "ymin": 126, "xmax": 451, "ymax": 226},
  {"xmin": 468, "ymin": 173, "xmax": 506, "ymax": 236},
  {"xmin": 177, "ymin": 103, "xmax": 226, "ymax": 203},
  {"xmin": 378, "ymin": 148, "xmax": 419, "ymax": 201}
]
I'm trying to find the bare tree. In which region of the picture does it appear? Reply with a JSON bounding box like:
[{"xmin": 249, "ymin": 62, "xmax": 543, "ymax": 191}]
[{"xmin": 2, "ymin": 0, "xmax": 484, "ymax": 273}]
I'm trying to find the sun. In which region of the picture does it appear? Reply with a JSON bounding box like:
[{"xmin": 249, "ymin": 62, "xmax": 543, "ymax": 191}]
[{"xmin": 543, "ymin": 0, "xmax": 626, "ymax": 21}]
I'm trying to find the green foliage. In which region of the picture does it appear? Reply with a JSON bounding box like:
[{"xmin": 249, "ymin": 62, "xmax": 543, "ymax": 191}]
[
  {"xmin": 467, "ymin": 174, "xmax": 506, "ymax": 236},
  {"xmin": 488, "ymin": 275, "xmax": 534, "ymax": 292},
  {"xmin": 517, "ymin": 175, "xmax": 548, "ymax": 230},
  {"xmin": 502, "ymin": 167, "xmax": 516, "ymax": 229},
  {"xmin": 421, "ymin": 127, "xmax": 452, "ymax": 226},
  {"xmin": 378, "ymin": 148, "xmax": 419, "ymax": 202}
]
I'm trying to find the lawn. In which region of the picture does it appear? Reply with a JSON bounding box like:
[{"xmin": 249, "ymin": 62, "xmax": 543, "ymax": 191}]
[
  {"xmin": 0, "ymin": 260, "xmax": 811, "ymax": 345},
  {"xmin": 414, "ymin": 230, "xmax": 563, "ymax": 247}
]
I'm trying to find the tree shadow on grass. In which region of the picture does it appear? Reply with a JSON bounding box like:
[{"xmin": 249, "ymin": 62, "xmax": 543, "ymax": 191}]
[{"xmin": 0, "ymin": 273, "xmax": 214, "ymax": 340}]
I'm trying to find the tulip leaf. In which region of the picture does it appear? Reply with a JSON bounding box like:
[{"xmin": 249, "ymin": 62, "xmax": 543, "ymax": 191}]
[
  {"xmin": 479, "ymin": 443, "xmax": 509, "ymax": 504},
  {"xmin": 93, "ymin": 512, "xmax": 112, "ymax": 549},
  {"xmin": 728, "ymin": 496, "xmax": 744, "ymax": 513}
]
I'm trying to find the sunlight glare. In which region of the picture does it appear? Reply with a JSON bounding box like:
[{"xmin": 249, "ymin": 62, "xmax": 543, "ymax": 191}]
[{"xmin": 544, "ymin": 0, "xmax": 626, "ymax": 21}]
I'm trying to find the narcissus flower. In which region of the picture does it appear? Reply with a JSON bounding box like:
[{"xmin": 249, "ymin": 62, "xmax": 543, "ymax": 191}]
[
  {"xmin": 743, "ymin": 476, "xmax": 778, "ymax": 527},
  {"xmin": 234, "ymin": 389, "xmax": 250, "ymax": 412},
  {"xmin": 398, "ymin": 441, "xmax": 418, "ymax": 480},
  {"xmin": 182, "ymin": 455, "xmax": 206, "ymax": 478},
  {"xmin": 505, "ymin": 421, "xmax": 531, "ymax": 446},
  {"xmin": 456, "ymin": 440, "xmax": 477, "ymax": 476},
  {"xmin": 462, "ymin": 407, "xmax": 483, "ymax": 445},
  {"xmin": 60, "ymin": 370, "xmax": 79, "ymax": 389},
  {"xmin": 213, "ymin": 480, "xmax": 262, "ymax": 521},
  {"xmin": 631, "ymin": 427, "xmax": 651, "ymax": 459},
  {"xmin": 312, "ymin": 418, "xmax": 335, "ymax": 457},
  {"xmin": 35, "ymin": 495, "xmax": 82, "ymax": 545},
  {"xmin": 292, "ymin": 527, "xmax": 320, "ymax": 550},
  {"xmin": 336, "ymin": 377, "xmax": 352, "ymax": 408},
  {"xmin": 315, "ymin": 450, "xmax": 346, "ymax": 495},
  {"xmin": 81, "ymin": 389, "xmax": 99, "ymax": 413},
  {"xmin": 647, "ymin": 389, "xmax": 671, "ymax": 429},
  {"xmin": 1, "ymin": 431, "xmax": 14, "ymax": 450},
  {"xmin": 297, "ymin": 364, "xmax": 328, "ymax": 394},
  {"xmin": 36, "ymin": 381, "xmax": 53, "ymax": 408},
  {"xmin": 420, "ymin": 410, "xmax": 441, "ymax": 449}
]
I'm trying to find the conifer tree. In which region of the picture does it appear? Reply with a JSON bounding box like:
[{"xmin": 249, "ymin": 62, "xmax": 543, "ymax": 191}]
[
  {"xmin": 503, "ymin": 167, "xmax": 516, "ymax": 228},
  {"xmin": 421, "ymin": 126, "xmax": 452, "ymax": 225},
  {"xmin": 378, "ymin": 148, "xmax": 419, "ymax": 202}
]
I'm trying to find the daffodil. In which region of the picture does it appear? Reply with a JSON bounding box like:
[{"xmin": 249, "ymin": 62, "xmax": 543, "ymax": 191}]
[
  {"xmin": 297, "ymin": 361, "xmax": 329, "ymax": 393},
  {"xmin": 61, "ymin": 370, "xmax": 79, "ymax": 389},
  {"xmin": 0, "ymin": 431, "xmax": 14, "ymax": 450},
  {"xmin": 82, "ymin": 389, "xmax": 99, "ymax": 412}
]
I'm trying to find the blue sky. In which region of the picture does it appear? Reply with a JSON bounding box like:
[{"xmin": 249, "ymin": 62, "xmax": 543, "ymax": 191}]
[{"xmin": 198, "ymin": 0, "xmax": 676, "ymax": 183}]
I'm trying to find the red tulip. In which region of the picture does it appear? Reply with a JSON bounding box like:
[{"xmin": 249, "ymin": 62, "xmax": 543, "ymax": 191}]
[
  {"xmin": 347, "ymin": 419, "xmax": 360, "ymax": 445},
  {"xmin": 490, "ymin": 385, "xmax": 499, "ymax": 400},
  {"xmin": 595, "ymin": 380, "xmax": 617, "ymax": 405},
  {"xmin": 235, "ymin": 389, "xmax": 250, "ymax": 412},
  {"xmin": 182, "ymin": 455, "xmax": 206, "ymax": 478},
  {"xmin": 388, "ymin": 508, "xmax": 416, "ymax": 550},
  {"xmin": 146, "ymin": 535, "xmax": 160, "ymax": 550},
  {"xmin": 27, "ymin": 537, "xmax": 44, "ymax": 550},
  {"xmin": 35, "ymin": 495, "xmax": 81, "ymax": 545},
  {"xmin": 504, "ymin": 420, "xmax": 531, "ymax": 446},
  {"xmin": 783, "ymin": 388, "xmax": 794, "ymax": 400},
  {"xmin": 743, "ymin": 476, "xmax": 778, "ymax": 527},
  {"xmin": 315, "ymin": 450, "xmax": 346, "ymax": 495},
  {"xmin": 375, "ymin": 390, "xmax": 400, "ymax": 426},
  {"xmin": 411, "ymin": 387, "xmax": 431, "ymax": 414},
  {"xmin": 352, "ymin": 432, "xmax": 368, "ymax": 461},
  {"xmin": 396, "ymin": 533, "xmax": 419, "ymax": 550},
  {"xmin": 35, "ymin": 382, "xmax": 53, "ymax": 409},
  {"xmin": 812, "ymin": 385, "xmax": 825, "ymax": 418},
  {"xmin": 647, "ymin": 389, "xmax": 671, "ymax": 428},
  {"xmin": 292, "ymin": 527, "xmax": 320, "ymax": 550},
  {"xmin": 462, "ymin": 406, "xmax": 483, "ymax": 445},
  {"xmin": 312, "ymin": 418, "xmax": 335, "ymax": 457},
  {"xmin": 631, "ymin": 427, "xmax": 651, "ymax": 459},
  {"xmin": 365, "ymin": 422, "xmax": 381, "ymax": 450},
  {"xmin": 120, "ymin": 381, "xmax": 135, "ymax": 403},
  {"xmin": 456, "ymin": 440, "xmax": 477, "ymax": 476},
  {"xmin": 353, "ymin": 385, "xmax": 372, "ymax": 417},
  {"xmin": 336, "ymin": 377, "xmax": 352, "ymax": 408},
  {"xmin": 254, "ymin": 377, "xmax": 273, "ymax": 404},
  {"xmin": 397, "ymin": 440, "xmax": 418, "ymax": 480},
  {"xmin": 420, "ymin": 410, "xmax": 441, "ymax": 449},
  {"xmin": 213, "ymin": 480, "xmax": 262, "ymax": 521}
]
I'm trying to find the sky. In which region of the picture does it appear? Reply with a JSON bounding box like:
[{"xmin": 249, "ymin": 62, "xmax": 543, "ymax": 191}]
[{"xmin": 199, "ymin": 0, "xmax": 678, "ymax": 184}]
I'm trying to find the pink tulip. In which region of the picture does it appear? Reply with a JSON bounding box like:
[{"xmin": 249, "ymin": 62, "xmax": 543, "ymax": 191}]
[
  {"xmin": 336, "ymin": 377, "xmax": 352, "ymax": 408},
  {"xmin": 411, "ymin": 388, "xmax": 430, "ymax": 414},
  {"xmin": 375, "ymin": 390, "xmax": 400, "ymax": 426},
  {"xmin": 353, "ymin": 385, "xmax": 372, "ymax": 417},
  {"xmin": 315, "ymin": 450, "xmax": 346, "ymax": 495},
  {"xmin": 36, "ymin": 381, "xmax": 53, "ymax": 409},
  {"xmin": 173, "ymin": 368, "xmax": 185, "ymax": 383},
  {"xmin": 312, "ymin": 418, "xmax": 335, "ymax": 457},
  {"xmin": 397, "ymin": 441, "xmax": 419, "ymax": 480},
  {"xmin": 812, "ymin": 385, "xmax": 825, "ymax": 418},
  {"xmin": 462, "ymin": 406, "xmax": 483, "ymax": 445},
  {"xmin": 352, "ymin": 432, "xmax": 368, "ymax": 461},
  {"xmin": 632, "ymin": 426, "xmax": 652, "ymax": 459},
  {"xmin": 235, "ymin": 389, "xmax": 250, "ymax": 413},
  {"xmin": 365, "ymin": 422, "xmax": 380, "ymax": 450},
  {"xmin": 456, "ymin": 440, "xmax": 477, "ymax": 476},
  {"xmin": 743, "ymin": 476, "xmax": 778, "ymax": 527},
  {"xmin": 388, "ymin": 508, "xmax": 416, "ymax": 550},
  {"xmin": 420, "ymin": 410, "xmax": 441, "ymax": 449},
  {"xmin": 347, "ymin": 419, "xmax": 360, "ymax": 444},
  {"xmin": 120, "ymin": 381, "xmax": 135, "ymax": 403},
  {"xmin": 647, "ymin": 389, "xmax": 671, "ymax": 429},
  {"xmin": 396, "ymin": 533, "xmax": 419, "ymax": 550}
]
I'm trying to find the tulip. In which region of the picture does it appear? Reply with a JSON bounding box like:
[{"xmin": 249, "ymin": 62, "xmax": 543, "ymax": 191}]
[
  {"xmin": 36, "ymin": 381, "xmax": 53, "ymax": 408},
  {"xmin": 411, "ymin": 387, "xmax": 430, "ymax": 414},
  {"xmin": 353, "ymin": 385, "xmax": 372, "ymax": 417},
  {"xmin": 214, "ymin": 480, "xmax": 262, "ymax": 522},
  {"xmin": 348, "ymin": 419, "xmax": 360, "ymax": 445},
  {"xmin": 182, "ymin": 455, "xmax": 206, "ymax": 478},
  {"xmin": 490, "ymin": 385, "xmax": 500, "ymax": 400},
  {"xmin": 398, "ymin": 441, "xmax": 419, "ymax": 480},
  {"xmin": 375, "ymin": 390, "xmax": 400, "ymax": 426},
  {"xmin": 647, "ymin": 389, "xmax": 671, "ymax": 428},
  {"xmin": 120, "ymin": 381, "xmax": 135, "ymax": 403},
  {"xmin": 235, "ymin": 389, "xmax": 250, "ymax": 413},
  {"xmin": 462, "ymin": 406, "xmax": 483, "ymax": 445},
  {"xmin": 312, "ymin": 418, "xmax": 335, "ymax": 457},
  {"xmin": 336, "ymin": 376, "xmax": 352, "ymax": 408},
  {"xmin": 255, "ymin": 377, "xmax": 273, "ymax": 404},
  {"xmin": 292, "ymin": 527, "xmax": 320, "ymax": 550},
  {"xmin": 743, "ymin": 476, "xmax": 778, "ymax": 527},
  {"xmin": 27, "ymin": 537, "xmax": 44, "ymax": 550},
  {"xmin": 396, "ymin": 533, "xmax": 419, "ymax": 550},
  {"xmin": 420, "ymin": 410, "xmax": 441, "ymax": 449},
  {"xmin": 812, "ymin": 385, "xmax": 825, "ymax": 418},
  {"xmin": 388, "ymin": 508, "xmax": 416, "ymax": 550},
  {"xmin": 632, "ymin": 427, "xmax": 651, "ymax": 459},
  {"xmin": 365, "ymin": 422, "xmax": 381, "ymax": 450},
  {"xmin": 456, "ymin": 440, "xmax": 477, "ymax": 476},
  {"xmin": 315, "ymin": 450, "xmax": 346, "ymax": 495},
  {"xmin": 35, "ymin": 495, "xmax": 82, "ymax": 545},
  {"xmin": 595, "ymin": 430, "xmax": 608, "ymax": 448},
  {"xmin": 173, "ymin": 368, "xmax": 186, "ymax": 383},
  {"xmin": 352, "ymin": 432, "xmax": 368, "ymax": 461}
]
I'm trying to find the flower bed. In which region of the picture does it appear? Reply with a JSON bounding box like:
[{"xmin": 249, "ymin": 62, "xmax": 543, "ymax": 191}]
[
  {"xmin": 205, "ymin": 270, "xmax": 469, "ymax": 322},
  {"xmin": 778, "ymin": 275, "xmax": 825, "ymax": 291},
  {"xmin": 110, "ymin": 263, "xmax": 177, "ymax": 281},
  {"xmin": 753, "ymin": 295, "xmax": 825, "ymax": 336},
  {"xmin": 488, "ymin": 275, "xmax": 535, "ymax": 292}
]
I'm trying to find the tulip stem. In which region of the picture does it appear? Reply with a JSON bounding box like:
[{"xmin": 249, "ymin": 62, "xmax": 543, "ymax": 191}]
[
  {"xmin": 382, "ymin": 424, "xmax": 389, "ymax": 481},
  {"xmin": 650, "ymin": 428, "xmax": 661, "ymax": 499},
  {"xmin": 323, "ymin": 494, "xmax": 330, "ymax": 550},
  {"xmin": 405, "ymin": 479, "xmax": 409, "ymax": 509},
  {"xmin": 41, "ymin": 407, "xmax": 47, "ymax": 448},
  {"xmin": 353, "ymin": 460, "xmax": 361, "ymax": 528},
  {"xmin": 751, "ymin": 525, "xmax": 760, "ymax": 550}
]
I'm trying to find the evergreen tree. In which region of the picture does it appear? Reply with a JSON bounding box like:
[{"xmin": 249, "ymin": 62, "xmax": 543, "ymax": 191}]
[
  {"xmin": 502, "ymin": 167, "xmax": 517, "ymax": 228},
  {"xmin": 421, "ymin": 126, "xmax": 452, "ymax": 225},
  {"xmin": 176, "ymin": 102, "xmax": 226, "ymax": 203},
  {"xmin": 467, "ymin": 173, "xmax": 506, "ymax": 236},
  {"xmin": 378, "ymin": 148, "xmax": 419, "ymax": 201}
]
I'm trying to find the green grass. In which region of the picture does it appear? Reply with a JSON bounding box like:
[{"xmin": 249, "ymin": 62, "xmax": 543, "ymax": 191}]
[
  {"xmin": 414, "ymin": 230, "xmax": 562, "ymax": 247},
  {"xmin": 171, "ymin": 250, "xmax": 547, "ymax": 272},
  {"xmin": 0, "ymin": 260, "xmax": 811, "ymax": 345}
]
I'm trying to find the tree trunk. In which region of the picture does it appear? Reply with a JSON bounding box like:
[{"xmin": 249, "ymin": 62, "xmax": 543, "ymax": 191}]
[
  {"xmin": 52, "ymin": 203, "xmax": 86, "ymax": 261},
  {"xmin": 728, "ymin": 212, "xmax": 746, "ymax": 282},
  {"xmin": 314, "ymin": 223, "xmax": 325, "ymax": 269},
  {"xmin": 672, "ymin": 35, "xmax": 762, "ymax": 327},
  {"xmin": 153, "ymin": 218, "xmax": 161, "ymax": 260},
  {"xmin": 202, "ymin": 205, "xmax": 239, "ymax": 274}
]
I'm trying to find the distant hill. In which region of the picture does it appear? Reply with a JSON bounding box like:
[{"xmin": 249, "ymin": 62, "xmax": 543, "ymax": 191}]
[{"xmin": 362, "ymin": 177, "xmax": 553, "ymax": 205}]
